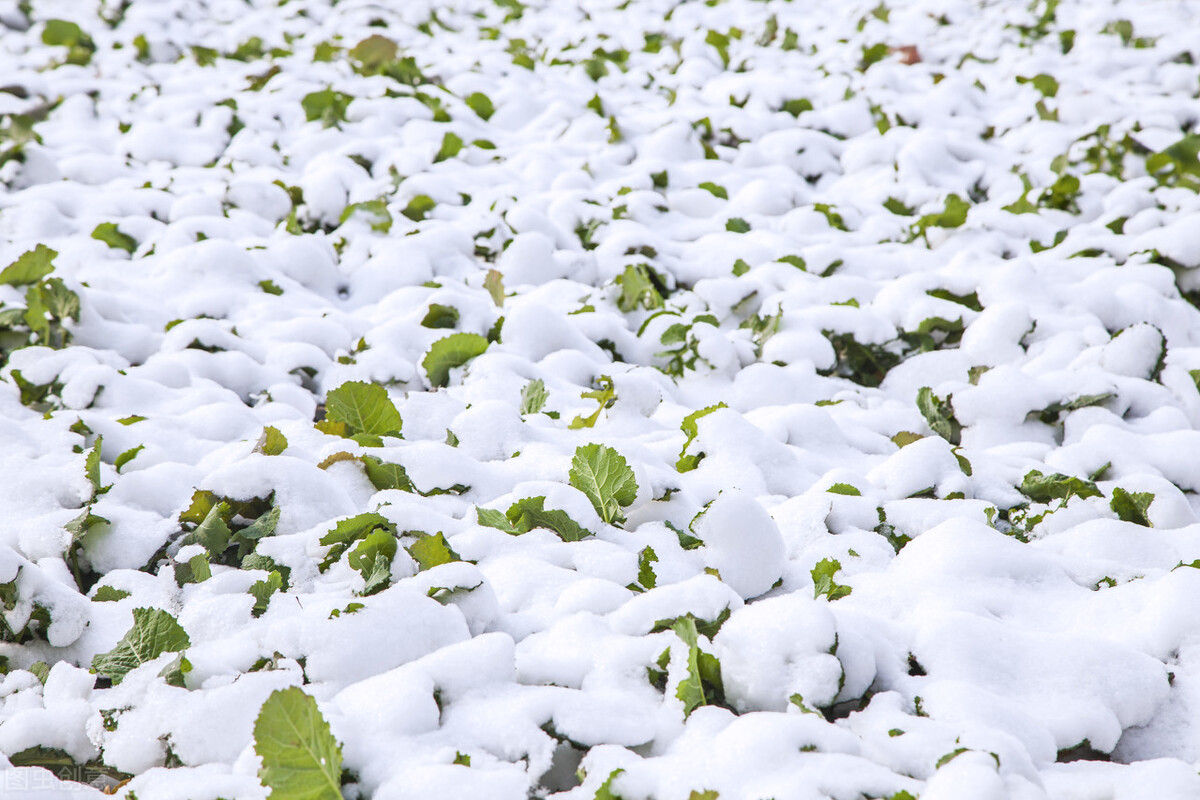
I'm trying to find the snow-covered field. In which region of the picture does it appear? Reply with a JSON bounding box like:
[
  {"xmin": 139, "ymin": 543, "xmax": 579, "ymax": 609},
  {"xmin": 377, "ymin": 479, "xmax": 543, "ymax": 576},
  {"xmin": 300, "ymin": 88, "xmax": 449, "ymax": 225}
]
[{"xmin": 2, "ymin": 0, "xmax": 1200, "ymax": 797}]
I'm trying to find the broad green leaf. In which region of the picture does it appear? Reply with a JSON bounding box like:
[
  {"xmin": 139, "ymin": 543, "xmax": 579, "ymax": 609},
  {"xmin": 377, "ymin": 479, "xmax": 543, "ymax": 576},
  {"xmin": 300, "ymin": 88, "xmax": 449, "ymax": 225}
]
[
  {"xmin": 408, "ymin": 532, "xmax": 461, "ymax": 571},
  {"xmin": 520, "ymin": 379, "xmax": 548, "ymax": 415},
  {"xmin": 811, "ymin": 558, "xmax": 851, "ymax": 600},
  {"xmin": 319, "ymin": 512, "xmax": 395, "ymax": 571},
  {"xmin": 1032, "ymin": 393, "xmax": 1112, "ymax": 425},
  {"xmin": 672, "ymin": 616, "xmax": 724, "ymax": 718},
  {"xmin": 325, "ymin": 381, "xmax": 402, "ymax": 438},
  {"xmin": 91, "ymin": 223, "xmax": 137, "ymax": 254},
  {"xmin": 117, "ymin": 415, "xmax": 146, "ymax": 425},
  {"xmin": 677, "ymin": 403, "xmax": 726, "ymax": 472},
  {"xmin": 464, "ymin": 92, "xmax": 495, "ymax": 120},
  {"xmin": 254, "ymin": 687, "xmax": 344, "ymax": 800},
  {"xmin": 174, "ymin": 552, "xmax": 212, "ymax": 586},
  {"xmin": 85, "ymin": 436, "xmax": 105, "ymax": 498},
  {"xmin": 636, "ymin": 546, "xmax": 658, "ymax": 590},
  {"xmin": 0, "ymin": 244, "xmax": 57, "ymax": 287},
  {"xmin": 476, "ymin": 506, "xmax": 519, "ymax": 534},
  {"xmin": 1019, "ymin": 470, "xmax": 1101, "ymax": 504},
  {"xmin": 506, "ymin": 496, "xmax": 593, "ymax": 542},
  {"xmin": 339, "ymin": 200, "xmax": 392, "ymax": 233},
  {"xmin": 349, "ymin": 34, "xmax": 398, "ymax": 75},
  {"xmin": 92, "ymin": 585, "xmax": 130, "ymax": 602},
  {"xmin": 484, "ymin": 269, "xmax": 505, "ymax": 307},
  {"xmin": 301, "ymin": 89, "xmax": 352, "ymax": 127},
  {"xmin": 827, "ymin": 483, "xmax": 861, "ymax": 496},
  {"xmin": 725, "ymin": 218, "xmax": 751, "ymax": 233},
  {"xmin": 615, "ymin": 264, "xmax": 664, "ymax": 312},
  {"xmin": 916, "ymin": 387, "xmax": 961, "ymax": 446},
  {"xmin": 184, "ymin": 501, "xmax": 233, "ymax": 556},
  {"xmin": 347, "ymin": 528, "xmax": 396, "ymax": 595},
  {"xmin": 569, "ymin": 443, "xmax": 637, "ymax": 526},
  {"xmin": 698, "ymin": 182, "xmax": 728, "ymax": 199},
  {"xmin": 360, "ymin": 455, "xmax": 415, "ymax": 492},
  {"xmin": 249, "ymin": 571, "xmax": 283, "ymax": 616},
  {"xmin": 911, "ymin": 194, "xmax": 969, "ymax": 242},
  {"xmin": 422, "ymin": 333, "xmax": 489, "ymax": 388},
  {"xmin": 401, "ymin": 195, "xmax": 436, "ymax": 222},
  {"xmin": 434, "ymin": 132, "xmax": 463, "ymax": 163},
  {"xmin": 421, "ymin": 304, "xmax": 460, "ymax": 330},
  {"xmin": 1110, "ymin": 487, "xmax": 1154, "ymax": 527},
  {"xmin": 91, "ymin": 607, "xmax": 190, "ymax": 685},
  {"xmin": 254, "ymin": 426, "xmax": 289, "ymax": 456}
]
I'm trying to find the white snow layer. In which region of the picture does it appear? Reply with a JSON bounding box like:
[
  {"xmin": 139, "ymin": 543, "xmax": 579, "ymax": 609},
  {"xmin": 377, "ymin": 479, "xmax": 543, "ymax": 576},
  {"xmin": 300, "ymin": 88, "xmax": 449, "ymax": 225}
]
[{"xmin": 0, "ymin": 0, "xmax": 1199, "ymax": 798}]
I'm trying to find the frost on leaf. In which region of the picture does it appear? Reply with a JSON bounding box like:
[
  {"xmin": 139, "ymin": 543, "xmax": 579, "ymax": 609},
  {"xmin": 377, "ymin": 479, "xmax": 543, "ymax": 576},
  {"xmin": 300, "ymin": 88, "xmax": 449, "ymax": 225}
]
[
  {"xmin": 254, "ymin": 687, "xmax": 344, "ymax": 800},
  {"xmin": 422, "ymin": 333, "xmax": 489, "ymax": 388},
  {"xmin": 570, "ymin": 443, "xmax": 637, "ymax": 526},
  {"xmin": 91, "ymin": 607, "xmax": 190, "ymax": 685}
]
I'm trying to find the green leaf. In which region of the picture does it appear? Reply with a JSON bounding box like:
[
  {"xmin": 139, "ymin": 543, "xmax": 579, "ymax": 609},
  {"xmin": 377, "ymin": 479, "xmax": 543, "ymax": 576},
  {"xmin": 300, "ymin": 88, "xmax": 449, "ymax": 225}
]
[
  {"xmin": 347, "ymin": 528, "xmax": 396, "ymax": 595},
  {"xmin": 883, "ymin": 197, "xmax": 915, "ymax": 216},
  {"xmin": 339, "ymin": 199, "xmax": 392, "ymax": 233},
  {"xmin": 85, "ymin": 435, "xmax": 106, "ymax": 498},
  {"xmin": 1031, "ymin": 393, "xmax": 1113, "ymax": 425},
  {"xmin": 465, "ymin": 92, "xmax": 495, "ymax": 120},
  {"xmin": 0, "ymin": 245, "xmax": 57, "ymax": 287},
  {"xmin": 116, "ymin": 415, "xmax": 146, "ymax": 426},
  {"xmin": 476, "ymin": 507, "xmax": 519, "ymax": 534},
  {"xmin": 811, "ymin": 558, "xmax": 851, "ymax": 600},
  {"xmin": 615, "ymin": 264, "xmax": 665, "ymax": 313},
  {"xmin": 594, "ymin": 769, "xmax": 626, "ymax": 800},
  {"xmin": 401, "ymin": 195, "xmax": 437, "ymax": 222},
  {"xmin": 780, "ymin": 98, "xmax": 812, "ymax": 117},
  {"xmin": 570, "ymin": 375, "xmax": 616, "ymax": 429},
  {"xmin": 1018, "ymin": 73, "xmax": 1059, "ymax": 98},
  {"xmin": 301, "ymin": 89, "xmax": 352, "ymax": 127},
  {"xmin": 827, "ymin": 483, "xmax": 861, "ymax": 496},
  {"xmin": 484, "ymin": 269, "xmax": 505, "ymax": 307},
  {"xmin": 325, "ymin": 381, "xmax": 403, "ymax": 438},
  {"xmin": 91, "ymin": 607, "xmax": 190, "ymax": 685},
  {"xmin": 672, "ymin": 616, "xmax": 724, "ymax": 718},
  {"xmin": 910, "ymin": 194, "xmax": 969, "ymax": 242},
  {"xmin": 725, "ymin": 217, "xmax": 751, "ymax": 233},
  {"xmin": 249, "ymin": 571, "xmax": 283, "ymax": 616},
  {"xmin": 422, "ymin": 332, "xmax": 489, "ymax": 388},
  {"xmin": 254, "ymin": 426, "xmax": 289, "ymax": 456},
  {"xmin": 520, "ymin": 378, "xmax": 548, "ymax": 416},
  {"xmin": 408, "ymin": 532, "xmax": 461, "ymax": 571},
  {"xmin": 698, "ymin": 182, "xmax": 728, "ymax": 199},
  {"xmin": 42, "ymin": 19, "xmax": 95, "ymax": 64},
  {"xmin": 916, "ymin": 387, "xmax": 962, "ymax": 446},
  {"xmin": 926, "ymin": 288, "xmax": 983, "ymax": 312},
  {"xmin": 174, "ymin": 552, "xmax": 212, "ymax": 586},
  {"xmin": 421, "ymin": 304, "xmax": 460, "ymax": 329},
  {"xmin": 114, "ymin": 444, "xmax": 143, "ymax": 472},
  {"xmin": 319, "ymin": 512, "xmax": 395, "ymax": 571},
  {"xmin": 93, "ymin": 585, "xmax": 130, "ymax": 602},
  {"xmin": 64, "ymin": 508, "xmax": 108, "ymax": 541},
  {"xmin": 359, "ymin": 455, "xmax": 415, "ymax": 492},
  {"xmin": 183, "ymin": 501, "xmax": 233, "ymax": 556},
  {"xmin": 254, "ymin": 687, "xmax": 344, "ymax": 800},
  {"xmin": 259, "ymin": 279, "xmax": 284, "ymax": 296},
  {"xmin": 1110, "ymin": 487, "xmax": 1154, "ymax": 527},
  {"xmin": 91, "ymin": 223, "xmax": 137, "ymax": 254},
  {"xmin": 434, "ymin": 132, "xmax": 464, "ymax": 163},
  {"xmin": 349, "ymin": 34, "xmax": 398, "ymax": 75},
  {"xmin": 1019, "ymin": 470, "xmax": 1102, "ymax": 504},
  {"xmin": 506, "ymin": 496, "xmax": 593, "ymax": 542},
  {"xmin": 570, "ymin": 443, "xmax": 638, "ymax": 526},
  {"xmin": 636, "ymin": 546, "xmax": 658, "ymax": 590},
  {"xmin": 677, "ymin": 403, "xmax": 726, "ymax": 472}
]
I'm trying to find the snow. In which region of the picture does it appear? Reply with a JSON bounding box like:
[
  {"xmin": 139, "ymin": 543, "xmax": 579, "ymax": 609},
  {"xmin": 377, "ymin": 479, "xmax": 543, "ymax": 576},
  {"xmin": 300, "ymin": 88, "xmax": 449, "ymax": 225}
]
[{"xmin": 1, "ymin": 0, "xmax": 1200, "ymax": 796}]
